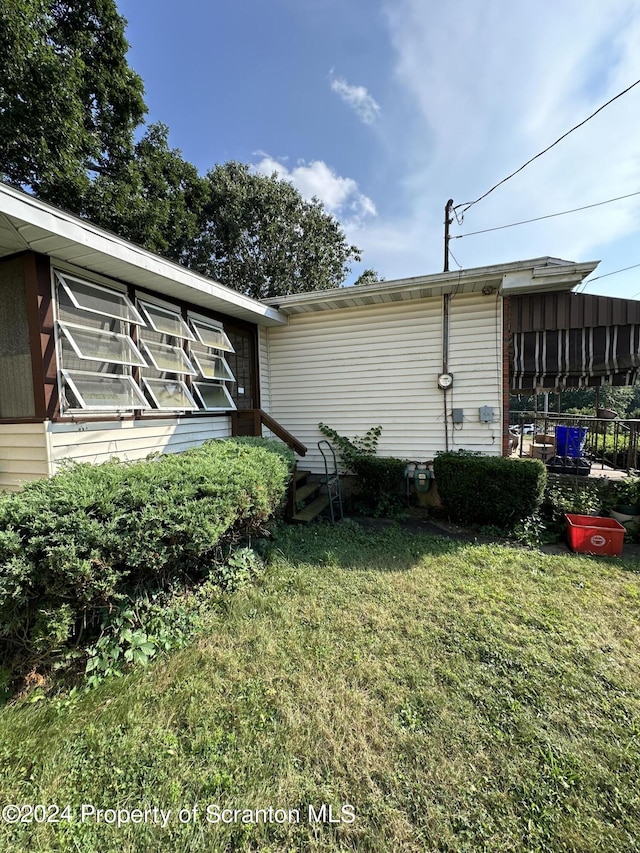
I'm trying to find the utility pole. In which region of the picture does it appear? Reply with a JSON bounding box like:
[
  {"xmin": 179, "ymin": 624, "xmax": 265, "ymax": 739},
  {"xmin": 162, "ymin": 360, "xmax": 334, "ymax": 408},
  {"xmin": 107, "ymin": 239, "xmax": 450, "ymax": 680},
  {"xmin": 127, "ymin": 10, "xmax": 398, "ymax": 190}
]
[{"xmin": 444, "ymin": 199, "xmax": 454, "ymax": 272}]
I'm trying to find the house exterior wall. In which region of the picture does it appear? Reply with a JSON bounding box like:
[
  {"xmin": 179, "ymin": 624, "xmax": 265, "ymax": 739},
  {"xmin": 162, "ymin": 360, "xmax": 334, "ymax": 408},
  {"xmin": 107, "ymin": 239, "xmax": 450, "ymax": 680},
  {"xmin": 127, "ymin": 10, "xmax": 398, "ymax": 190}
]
[
  {"xmin": 47, "ymin": 415, "xmax": 232, "ymax": 470},
  {"xmin": 265, "ymin": 292, "xmax": 504, "ymax": 473},
  {"xmin": 0, "ymin": 422, "xmax": 50, "ymax": 491}
]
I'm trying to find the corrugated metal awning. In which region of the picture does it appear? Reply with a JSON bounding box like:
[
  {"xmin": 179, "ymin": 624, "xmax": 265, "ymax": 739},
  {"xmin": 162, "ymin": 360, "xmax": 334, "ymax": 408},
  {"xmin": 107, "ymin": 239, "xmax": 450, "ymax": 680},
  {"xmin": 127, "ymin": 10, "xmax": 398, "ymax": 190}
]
[{"xmin": 511, "ymin": 292, "xmax": 640, "ymax": 388}]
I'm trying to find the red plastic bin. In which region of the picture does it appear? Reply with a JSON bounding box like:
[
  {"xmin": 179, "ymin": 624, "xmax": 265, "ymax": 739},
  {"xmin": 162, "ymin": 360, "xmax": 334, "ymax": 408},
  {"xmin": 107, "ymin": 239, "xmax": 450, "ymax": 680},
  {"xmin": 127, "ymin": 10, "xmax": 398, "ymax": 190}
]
[{"xmin": 565, "ymin": 513, "xmax": 625, "ymax": 556}]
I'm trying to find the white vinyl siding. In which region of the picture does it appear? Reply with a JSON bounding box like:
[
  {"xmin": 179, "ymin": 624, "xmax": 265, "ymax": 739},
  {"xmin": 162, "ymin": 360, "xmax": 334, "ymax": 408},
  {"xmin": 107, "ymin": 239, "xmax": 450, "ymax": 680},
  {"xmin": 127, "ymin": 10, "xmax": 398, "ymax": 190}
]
[
  {"xmin": 265, "ymin": 293, "xmax": 502, "ymax": 473},
  {"xmin": 0, "ymin": 423, "xmax": 50, "ymax": 491},
  {"xmin": 47, "ymin": 416, "xmax": 233, "ymax": 469}
]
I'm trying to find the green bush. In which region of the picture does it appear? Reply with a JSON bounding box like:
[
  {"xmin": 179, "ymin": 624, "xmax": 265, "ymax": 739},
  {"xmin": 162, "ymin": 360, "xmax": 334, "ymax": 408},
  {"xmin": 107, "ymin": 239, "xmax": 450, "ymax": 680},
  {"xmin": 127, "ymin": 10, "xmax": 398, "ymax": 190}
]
[
  {"xmin": 318, "ymin": 423, "xmax": 406, "ymax": 515},
  {"xmin": 0, "ymin": 438, "xmax": 294, "ymax": 669},
  {"xmin": 434, "ymin": 451, "xmax": 546, "ymax": 528}
]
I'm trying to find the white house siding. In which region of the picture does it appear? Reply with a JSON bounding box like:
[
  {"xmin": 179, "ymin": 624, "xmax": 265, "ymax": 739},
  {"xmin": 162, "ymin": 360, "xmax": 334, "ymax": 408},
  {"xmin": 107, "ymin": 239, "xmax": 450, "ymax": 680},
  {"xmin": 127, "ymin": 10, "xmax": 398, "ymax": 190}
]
[
  {"xmin": 265, "ymin": 293, "xmax": 503, "ymax": 473},
  {"xmin": 0, "ymin": 422, "xmax": 50, "ymax": 491},
  {"xmin": 48, "ymin": 416, "xmax": 232, "ymax": 470}
]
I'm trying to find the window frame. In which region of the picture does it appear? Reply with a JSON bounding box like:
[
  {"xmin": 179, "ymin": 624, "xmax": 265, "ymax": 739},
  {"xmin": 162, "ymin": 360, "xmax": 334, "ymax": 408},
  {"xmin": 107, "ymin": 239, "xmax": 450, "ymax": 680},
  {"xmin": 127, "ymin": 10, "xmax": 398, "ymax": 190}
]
[
  {"xmin": 190, "ymin": 350, "xmax": 235, "ymax": 381},
  {"xmin": 56, "ymin": 271, "xmax": 146, "ymax": 325},
  {"xmin": 139, "ymin": 339, "xmax": 197, "ymax": 376},
  {"xmin": 192, "ymin": 381, "xmax": 237, "ymax": 412},
  {"xmin": 138, "ymin": 300, "xmax": 196, "ymax": 341},
  {"xmin": 61, "ymin": 369, "xmax": 151, "ymax": 412},
  {"xmin": 57, "ymin": 320, "xmax": 148, "ymax": 368},
  {"xmin": 190, "ymin": 318, "xmax": 235, "ymax": 352},
  {"xmin": 142, "ymin": 377, "xmax": 199, "ymax": 411}
]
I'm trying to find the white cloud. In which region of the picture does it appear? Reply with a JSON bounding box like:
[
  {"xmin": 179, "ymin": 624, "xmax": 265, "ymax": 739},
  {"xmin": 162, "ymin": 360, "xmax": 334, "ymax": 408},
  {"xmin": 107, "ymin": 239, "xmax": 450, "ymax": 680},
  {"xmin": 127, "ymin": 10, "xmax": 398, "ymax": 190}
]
[
  {"xmin": 329, "ymin": 74, "xmax": 381, "ymax": 125},
  {"xmin": 252, "ymin": 155, "xmax": 377, "ymax": 226},
  {"xmin": 356, "ymin": 0, "xmax": 640, "ymax": 295}
]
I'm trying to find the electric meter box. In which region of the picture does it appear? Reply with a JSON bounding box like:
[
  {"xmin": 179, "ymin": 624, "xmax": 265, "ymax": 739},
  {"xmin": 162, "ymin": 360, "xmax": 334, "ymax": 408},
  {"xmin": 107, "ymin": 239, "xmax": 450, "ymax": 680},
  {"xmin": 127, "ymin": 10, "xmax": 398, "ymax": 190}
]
[{"xmin": 479, "ymin": 406, "xmax": 495, "ymax": 423}]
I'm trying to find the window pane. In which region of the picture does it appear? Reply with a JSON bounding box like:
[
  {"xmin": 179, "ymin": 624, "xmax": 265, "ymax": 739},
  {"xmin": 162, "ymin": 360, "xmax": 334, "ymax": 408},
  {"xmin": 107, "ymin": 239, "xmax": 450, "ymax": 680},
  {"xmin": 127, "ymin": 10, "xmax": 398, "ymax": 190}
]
[
  {"xmin": 190, "ymin": 320, "xmax": 234, "ymax": 352},
  {"xmin": 139, "ymin": 301, "xmax": 195, "ymax": 340},
  {"xmin": 140, "ymin": 340, "xmax": 196, "ymax": 375},
  {"xmin": 58, "ymin": 322, "xmax": 147, "ymax": 367},
  {"xmin": 62, "ymin": 370, "xmax": 149, "ymax": 410},
  {"xmin": 57, "ymin": 273, "xmax": 145, "ymax": 325},
  {"xmin": 191, "ymin": 351, "xmax": 235, "ymax": 381},
  {"xmin": 143, "ymin": 378, "xmax": 198, "ymax": 410},
  {"xmin": 193, "ymin": 382, "xmax": 236, "ymax": 410}
]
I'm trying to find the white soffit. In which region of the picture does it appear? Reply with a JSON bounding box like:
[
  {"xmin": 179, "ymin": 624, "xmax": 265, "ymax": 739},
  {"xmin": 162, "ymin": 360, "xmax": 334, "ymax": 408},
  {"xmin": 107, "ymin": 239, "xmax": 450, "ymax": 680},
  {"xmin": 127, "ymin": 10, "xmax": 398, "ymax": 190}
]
[
  {"xmin": 265, "ymin": 257, "xmax": 600, "ymax": 314},
  {"xmin": 0, "ymin": 184, "xmax": 286, "ymax": 327}
]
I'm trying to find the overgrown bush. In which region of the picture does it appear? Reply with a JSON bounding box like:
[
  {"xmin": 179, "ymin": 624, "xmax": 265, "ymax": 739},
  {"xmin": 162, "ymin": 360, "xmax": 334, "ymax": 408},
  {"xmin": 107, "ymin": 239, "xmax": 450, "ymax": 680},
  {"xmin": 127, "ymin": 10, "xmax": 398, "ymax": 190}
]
[
  {"xmin": 318, "ymin": 423, "xmax": 406, "ymax": 515},
  {"xmin": 434, "ymin": 451, "xmax": 546, "ymax": 528},
  {"xmin": 0, "ymin": 438, "xmax": 294, "ymax": 671}
]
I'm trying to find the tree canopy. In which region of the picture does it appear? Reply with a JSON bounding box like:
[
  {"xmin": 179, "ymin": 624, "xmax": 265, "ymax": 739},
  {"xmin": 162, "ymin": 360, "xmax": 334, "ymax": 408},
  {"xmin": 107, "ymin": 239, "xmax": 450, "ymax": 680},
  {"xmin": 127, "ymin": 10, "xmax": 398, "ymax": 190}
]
[
  {"xmin": 0, "ymin": 0, "xmax": 147, "ymax": 211},
  {"xmin": 0, "ymin": 1, "xmax": 362, "ymax": 297}
]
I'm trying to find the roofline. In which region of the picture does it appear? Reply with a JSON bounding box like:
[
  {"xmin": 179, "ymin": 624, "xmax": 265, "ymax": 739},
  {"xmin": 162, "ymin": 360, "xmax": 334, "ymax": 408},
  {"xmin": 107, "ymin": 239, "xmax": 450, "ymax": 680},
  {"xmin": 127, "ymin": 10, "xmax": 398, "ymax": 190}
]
[
  {"xmin": 265, "ymin": 257, "xmax": 600, "ymax": 314},
  {"xmin": 0, "ymin": 182, "xmax": 287, "ymax": 327}
]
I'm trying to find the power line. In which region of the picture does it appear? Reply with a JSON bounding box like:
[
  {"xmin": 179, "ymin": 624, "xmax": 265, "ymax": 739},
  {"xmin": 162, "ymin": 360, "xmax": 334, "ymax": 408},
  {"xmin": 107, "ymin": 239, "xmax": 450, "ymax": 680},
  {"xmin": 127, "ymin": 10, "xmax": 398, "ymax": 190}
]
[
  {"xmin": 587, "ymin": 262, "xmax": 640, "ymax": 285},
  {"xmin": 452, "ymin": 190, "xmax": 640, "ymax": 238},
  {"xmin": 455, "ymin": 77, "xmax": 640, "ymax": 216}
]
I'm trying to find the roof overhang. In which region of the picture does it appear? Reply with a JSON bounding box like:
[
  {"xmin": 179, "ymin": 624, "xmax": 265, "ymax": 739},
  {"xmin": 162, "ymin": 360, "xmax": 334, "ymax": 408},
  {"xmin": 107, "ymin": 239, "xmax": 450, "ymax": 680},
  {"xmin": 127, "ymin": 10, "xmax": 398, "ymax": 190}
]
[
  {"xmin": 0, "ymin": 183, "xmax": 287, "ymax": 327},
  {"xmin": 265, "ymin": 257, "xmax": 600, "ymax": 315}
]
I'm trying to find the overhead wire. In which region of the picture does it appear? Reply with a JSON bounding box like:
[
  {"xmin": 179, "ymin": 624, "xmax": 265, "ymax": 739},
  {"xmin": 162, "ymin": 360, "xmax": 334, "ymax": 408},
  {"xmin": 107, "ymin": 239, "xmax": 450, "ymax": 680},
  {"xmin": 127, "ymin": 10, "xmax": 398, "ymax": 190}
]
[
  {"xmin": 452, "ymin": 190, "xmax": 640, "ymax": 239},
  {"xmin": 454, "ymin": 77, "xmax": 640, "ymax": 217}
]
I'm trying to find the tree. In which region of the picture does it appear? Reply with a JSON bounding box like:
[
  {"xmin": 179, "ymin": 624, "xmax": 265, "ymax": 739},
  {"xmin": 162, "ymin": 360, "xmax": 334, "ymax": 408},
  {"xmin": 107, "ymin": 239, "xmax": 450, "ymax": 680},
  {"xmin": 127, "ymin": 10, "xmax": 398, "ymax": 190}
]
[
  {"xmin": 182, "ymin": 163, "xmax": 361, "ymax": 299},
  {"xmin": 0, "ymin": 0, "xmax": 146, "ymax": 212},
  {"xmin": 354, "ymin": 268, "xmax": 384, "ymax": 286},
  {"xmin": 83, "ymin": 123, "xmax": 209, "ymax": 260}
]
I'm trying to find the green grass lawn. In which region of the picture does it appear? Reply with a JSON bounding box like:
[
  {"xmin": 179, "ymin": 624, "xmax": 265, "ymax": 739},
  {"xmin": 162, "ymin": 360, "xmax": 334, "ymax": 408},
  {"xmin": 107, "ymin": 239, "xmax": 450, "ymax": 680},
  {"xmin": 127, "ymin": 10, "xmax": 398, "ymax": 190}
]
[{"xmin": 1, "ymin": 522, "xmax": 639, "ymax": 852}]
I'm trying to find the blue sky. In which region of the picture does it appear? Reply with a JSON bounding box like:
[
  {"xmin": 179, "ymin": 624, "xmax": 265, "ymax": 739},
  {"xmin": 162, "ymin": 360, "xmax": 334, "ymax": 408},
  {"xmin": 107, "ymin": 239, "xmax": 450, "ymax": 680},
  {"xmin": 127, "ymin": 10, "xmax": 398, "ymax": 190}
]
[{"xmin": 118, "ymin": 0, "xmax": 640, "ymax": 296}]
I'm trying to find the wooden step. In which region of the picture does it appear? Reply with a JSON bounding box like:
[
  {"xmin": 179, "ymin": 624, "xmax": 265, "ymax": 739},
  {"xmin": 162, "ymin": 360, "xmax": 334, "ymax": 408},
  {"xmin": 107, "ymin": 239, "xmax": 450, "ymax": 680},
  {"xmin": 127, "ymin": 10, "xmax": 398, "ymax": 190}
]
[
  {"xmin": 292, "ymin": 494, "xmax": 330, "ymax": 523},
  {"xmin": 294, "ymin": 468, "xmax": 311, "ymax": 484},
  {"xmin": 295, "ymin": 482, "xmax": 319, "ymax": 503}
]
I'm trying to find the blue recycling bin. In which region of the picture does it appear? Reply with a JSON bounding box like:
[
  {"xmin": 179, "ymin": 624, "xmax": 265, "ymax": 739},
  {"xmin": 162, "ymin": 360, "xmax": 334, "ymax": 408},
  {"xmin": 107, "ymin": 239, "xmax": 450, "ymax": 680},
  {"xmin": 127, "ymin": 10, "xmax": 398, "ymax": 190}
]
[{"xmin": 556, "ymin": 426, "xmax": 587, "ymax": 458}]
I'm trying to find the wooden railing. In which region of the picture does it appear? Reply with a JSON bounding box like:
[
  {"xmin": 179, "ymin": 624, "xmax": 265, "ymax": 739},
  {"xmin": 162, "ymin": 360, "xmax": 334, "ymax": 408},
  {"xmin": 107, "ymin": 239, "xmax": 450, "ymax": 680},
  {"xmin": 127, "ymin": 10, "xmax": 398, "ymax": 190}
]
[{"xmin": 231, "ymin": 409, "xmax": 307, "ymax": 456}]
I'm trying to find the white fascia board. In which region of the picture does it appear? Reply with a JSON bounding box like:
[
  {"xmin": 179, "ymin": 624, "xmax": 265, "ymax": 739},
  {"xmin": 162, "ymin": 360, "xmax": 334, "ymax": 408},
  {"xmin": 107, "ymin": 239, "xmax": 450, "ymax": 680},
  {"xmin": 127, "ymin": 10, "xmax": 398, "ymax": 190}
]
[
  {"xmin": 0, "ymin": 184, "xmax": 287, "ymax": 327},
  {"xmin": 500, "ymin": 261, "xmax": 600, "ymax": 295}
]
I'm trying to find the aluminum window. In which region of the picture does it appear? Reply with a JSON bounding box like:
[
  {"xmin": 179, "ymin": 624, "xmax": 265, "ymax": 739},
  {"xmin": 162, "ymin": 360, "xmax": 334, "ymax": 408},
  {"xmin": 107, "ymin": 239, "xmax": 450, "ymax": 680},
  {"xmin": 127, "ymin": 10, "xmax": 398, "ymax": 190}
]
[
  {"xmin": 142, "ymin": 378, "xmax": 198, "ymax": 410},
  {"xmin": 140, "ymin": 340, "xmax": 196, "ymax": 375},
  {"xmin": 138, "ymin": 301, "xmax": 195, "ymax": 340},
  {"xmin": 192, "ymin": 381, "xmax": 236, "ymax": 411},
  {"xmin": 190, "ymin": 319, "xmax": 235, "ymax": 352},
  {"xmin": 191, "ymin": 351, "xmax": 235, "ymax": 381},
  {"xmin": 56, "ymin": 272, "xmax": 146, "ymax": 325},
  {"xmin": 58, "ymin": 321, "xmax": 147, "ymax": 367},
  {"xmin": 62, "ymin": 370, "xmax": 150, "ymax": 411}
]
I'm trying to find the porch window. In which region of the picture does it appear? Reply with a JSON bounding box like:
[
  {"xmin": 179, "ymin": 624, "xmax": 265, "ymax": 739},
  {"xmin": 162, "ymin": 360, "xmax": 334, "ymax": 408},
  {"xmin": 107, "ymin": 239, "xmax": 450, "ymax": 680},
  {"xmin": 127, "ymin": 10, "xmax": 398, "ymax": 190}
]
[
  {"xmin": 62, "ymin": 370, "xmax": 149, "ymax": 411},
  {"xmin": 57, "ymin": 272, "xmax": 145, "ymax": 325},
  {"xmin": 187, "ymin": 316, "xmax": 236, "ymax": 411},
  {"xmin": 55, "ymin": 271, "xmax": 149, "ymax": 414},
  {"xmin": 192, "ymin": 381, "xmax": 236, "ymax": 411},
  {"xmin": 142, "ymin": 377, "xmax": 198, "ymax": 410},
  {"xmin": 58, "ymin": 321, "xmax": 147, "ymax": 367},
  {"xmin": 140, "ymin": 339, "xmax": 197, "ymax": 375},
  {"xmin": 138, "ymin": 301, "xmax": 195, "ymax": 340}
]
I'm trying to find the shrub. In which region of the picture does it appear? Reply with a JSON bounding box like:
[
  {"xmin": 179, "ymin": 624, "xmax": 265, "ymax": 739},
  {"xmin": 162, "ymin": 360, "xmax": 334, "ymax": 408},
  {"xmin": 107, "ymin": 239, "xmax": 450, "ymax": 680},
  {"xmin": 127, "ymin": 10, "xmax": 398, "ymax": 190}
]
[
  {"xmin": 318, "ymin": 423, "xmax": 406, "ymax": 515},
  {"xmin": 434, "ymin": 451, "xmax": 546, "ymax": 528},
  {"xmin": 0, "ymin": 438, "xmax": 293, "ymax": 670}
]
